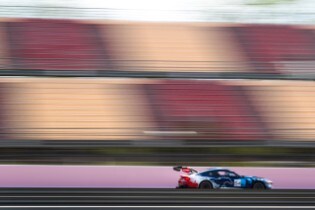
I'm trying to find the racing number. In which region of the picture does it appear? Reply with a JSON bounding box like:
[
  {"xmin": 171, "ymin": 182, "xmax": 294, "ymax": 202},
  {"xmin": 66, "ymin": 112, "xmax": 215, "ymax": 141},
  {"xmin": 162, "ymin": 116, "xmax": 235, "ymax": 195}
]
[{"xmin": 234, "ymin": 179, "xmax": 241, "ymax": 187}]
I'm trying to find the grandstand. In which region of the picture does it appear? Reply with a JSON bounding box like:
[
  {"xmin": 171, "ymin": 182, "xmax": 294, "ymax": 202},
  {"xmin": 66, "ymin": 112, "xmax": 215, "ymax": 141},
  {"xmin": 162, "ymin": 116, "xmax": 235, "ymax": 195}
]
[
  {"xmin": 0, "ymin": 18, "xmax": 314, "ymax": 78},
  {"xmin": 0, "ymin": 18, "xmax": 313, "ymax": 148},
  {"xmin": 0, "ymin": 77, "xmax": 313, "ymax": 147}
]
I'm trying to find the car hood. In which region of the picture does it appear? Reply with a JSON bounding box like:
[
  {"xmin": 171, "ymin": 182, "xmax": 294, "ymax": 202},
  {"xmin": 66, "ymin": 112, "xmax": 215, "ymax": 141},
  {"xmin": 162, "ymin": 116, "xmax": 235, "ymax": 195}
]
[{"xmin": 242, "ymin": 175, "xmax": 271, "ymax": 183}]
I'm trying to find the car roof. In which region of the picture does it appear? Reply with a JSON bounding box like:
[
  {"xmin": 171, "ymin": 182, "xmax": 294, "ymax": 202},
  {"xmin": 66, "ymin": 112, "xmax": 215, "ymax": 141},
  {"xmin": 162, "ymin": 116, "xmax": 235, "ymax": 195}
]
[{"xmin": 201, "ymin": 168, "xmax": 232, "ymax": 173}]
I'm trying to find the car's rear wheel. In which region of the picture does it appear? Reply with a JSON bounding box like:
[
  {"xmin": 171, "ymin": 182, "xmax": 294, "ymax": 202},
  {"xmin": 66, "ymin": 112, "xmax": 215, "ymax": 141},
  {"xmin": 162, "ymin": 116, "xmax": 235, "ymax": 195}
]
[
  {"xmin": 253, "ymin": 182, "xmax": 266, "ymax": 190},
  {"xmin": 199, "ymin": 181, "xmax": 213, "ymax": 189}
]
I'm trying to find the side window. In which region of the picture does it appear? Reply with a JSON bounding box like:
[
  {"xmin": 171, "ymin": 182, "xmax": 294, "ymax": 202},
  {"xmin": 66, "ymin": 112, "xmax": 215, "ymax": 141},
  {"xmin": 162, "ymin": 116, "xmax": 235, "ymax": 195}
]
[
  {"xmin": 210, "ymin": 171, "xmax": 220, "ymax": 178},
  {"xmin": 217, "ymin": 171, "xmax": 228, "ymax": 177},
  {"xmin": 228, "ymin": 172, "xmax": 238, "ymax": 178},
  {"xmin": 201, "ymin": 171, "xmax": 216, "ymax": 177}
]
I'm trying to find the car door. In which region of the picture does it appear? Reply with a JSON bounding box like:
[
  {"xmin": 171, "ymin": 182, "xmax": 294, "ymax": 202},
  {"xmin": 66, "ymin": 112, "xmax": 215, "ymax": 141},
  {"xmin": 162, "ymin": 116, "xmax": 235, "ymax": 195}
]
[
  {"xmin": 227, "ymin": 171, "xmax": 246, "ymax": 188},
  {"xmin": 216, "ymin": 170, "xmax": 234, "ymax": 188}
]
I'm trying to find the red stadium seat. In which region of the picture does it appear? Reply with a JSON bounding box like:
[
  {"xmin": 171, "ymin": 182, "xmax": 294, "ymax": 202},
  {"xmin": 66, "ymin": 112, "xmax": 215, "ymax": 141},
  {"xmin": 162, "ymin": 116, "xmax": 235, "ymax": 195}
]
[
  {"xmin": 7, "ymin": 19, "xmax": 108, "ymax": 70},
  {"xmin": 231, "ymin": 25, "xmax": 315, "ymax": 74},
  {"xmin": 145, "ymin": 80, "xmax": 267, "ymax": 141}
]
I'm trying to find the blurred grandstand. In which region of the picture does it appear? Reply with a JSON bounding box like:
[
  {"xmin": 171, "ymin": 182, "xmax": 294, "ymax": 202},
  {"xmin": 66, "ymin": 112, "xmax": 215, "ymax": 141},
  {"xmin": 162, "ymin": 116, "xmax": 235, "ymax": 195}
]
[
  {"xmin": 0, "ymin": 19, "xmax": 313, "ymax": 145},
  {"xmin": 0, "ymin": 4, "xmax": 313, "ymax": 165}
]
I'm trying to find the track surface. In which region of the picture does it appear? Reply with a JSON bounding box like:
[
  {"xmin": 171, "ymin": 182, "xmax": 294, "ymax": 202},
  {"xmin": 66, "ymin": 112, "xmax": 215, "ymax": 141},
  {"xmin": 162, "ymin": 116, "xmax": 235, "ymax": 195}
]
[
  {"xmin": 1, "ymin": 165, "xmax": 315, "ymax": 189},
  {"xmin": 0, "ymin": 189, "xmax": 314, "ymax": 209}
]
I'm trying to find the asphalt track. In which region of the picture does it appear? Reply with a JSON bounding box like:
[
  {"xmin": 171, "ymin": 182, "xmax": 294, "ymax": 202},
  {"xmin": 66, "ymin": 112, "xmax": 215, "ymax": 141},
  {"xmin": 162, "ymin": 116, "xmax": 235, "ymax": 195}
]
[{"xmin": 0, "ymin": 189, "xmax": 314, "ymax": 209}]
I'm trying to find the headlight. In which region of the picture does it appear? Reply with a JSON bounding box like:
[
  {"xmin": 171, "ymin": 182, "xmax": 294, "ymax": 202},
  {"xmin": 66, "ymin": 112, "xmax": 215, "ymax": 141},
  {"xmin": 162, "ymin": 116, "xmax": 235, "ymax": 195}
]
[{"xmin": 266, "ymin": 180, "xmax": 273, "ymax": 184}]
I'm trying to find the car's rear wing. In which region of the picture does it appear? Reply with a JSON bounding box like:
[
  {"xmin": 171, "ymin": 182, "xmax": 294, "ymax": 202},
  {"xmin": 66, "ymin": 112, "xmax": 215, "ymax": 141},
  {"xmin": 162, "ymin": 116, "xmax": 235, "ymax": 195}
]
[{"xmin": 173, "ymin": 166, "xmax": 198, "ymax": 174}]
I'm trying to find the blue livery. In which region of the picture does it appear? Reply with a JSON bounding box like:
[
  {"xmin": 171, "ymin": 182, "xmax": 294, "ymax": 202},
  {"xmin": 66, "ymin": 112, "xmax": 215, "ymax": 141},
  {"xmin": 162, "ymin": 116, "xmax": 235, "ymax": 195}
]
[{"xmin": 174, "ymin": 166, "xmax": 273, "ymax": 190}]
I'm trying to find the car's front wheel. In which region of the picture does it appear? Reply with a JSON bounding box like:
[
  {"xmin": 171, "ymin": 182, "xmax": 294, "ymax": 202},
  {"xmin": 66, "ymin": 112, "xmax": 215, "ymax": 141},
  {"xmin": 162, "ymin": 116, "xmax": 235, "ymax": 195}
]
[
  {"xmin": 253, "ymin": 182, "xmax": 266, "ymax": 190},
  {"xmin": 199, "ymin": 181, "xmax": 213, "ymax": 189}
]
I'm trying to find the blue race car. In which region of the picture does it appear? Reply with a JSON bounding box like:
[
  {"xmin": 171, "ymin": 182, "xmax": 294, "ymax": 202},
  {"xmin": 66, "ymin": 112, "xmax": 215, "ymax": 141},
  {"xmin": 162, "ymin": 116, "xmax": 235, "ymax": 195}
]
[{"xmin": 174, "ymin": 166, "xmax": 273, "ymax": 190}]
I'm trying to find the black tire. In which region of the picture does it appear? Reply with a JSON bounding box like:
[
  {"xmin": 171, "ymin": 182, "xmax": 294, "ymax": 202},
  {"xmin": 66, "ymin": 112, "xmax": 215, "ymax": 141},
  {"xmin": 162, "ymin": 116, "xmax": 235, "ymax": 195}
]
[
  {"xmin": 253, "ymin": 182, "xmax": 266, "ymax": 190},
  {"xmin": 199, "ymin": 181, "xmax": 213, "ymax": 189}
]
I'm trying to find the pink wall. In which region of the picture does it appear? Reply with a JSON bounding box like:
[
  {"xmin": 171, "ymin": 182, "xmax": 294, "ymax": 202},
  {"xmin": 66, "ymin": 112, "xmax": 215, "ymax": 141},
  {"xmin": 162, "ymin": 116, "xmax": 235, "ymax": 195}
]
[{"xmin": 0, "ymin": 165, "xmax": 313, "ymax": 189}]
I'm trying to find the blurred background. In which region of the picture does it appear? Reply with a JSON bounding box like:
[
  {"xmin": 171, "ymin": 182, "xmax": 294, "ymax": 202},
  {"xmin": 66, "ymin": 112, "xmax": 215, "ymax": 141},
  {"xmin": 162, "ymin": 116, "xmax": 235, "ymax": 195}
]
[{"xmin": 0, "ymin": 0, "xmax": 314, "ymax": 167}]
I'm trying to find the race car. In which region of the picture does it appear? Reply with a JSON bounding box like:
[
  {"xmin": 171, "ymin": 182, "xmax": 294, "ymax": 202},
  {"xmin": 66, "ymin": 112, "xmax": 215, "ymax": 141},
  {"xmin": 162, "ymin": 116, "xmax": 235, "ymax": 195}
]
[{"xmin": 174, "ymin": 166, "xmax": 272, "ymax": 190}]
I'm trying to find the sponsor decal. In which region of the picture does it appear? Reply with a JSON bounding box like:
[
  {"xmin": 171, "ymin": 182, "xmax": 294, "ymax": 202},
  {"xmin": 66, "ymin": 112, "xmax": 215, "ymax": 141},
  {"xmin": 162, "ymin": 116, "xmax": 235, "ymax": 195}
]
[{"xmin": 234, "ymin": 179, "xmax": 241, "ymax": 187}]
